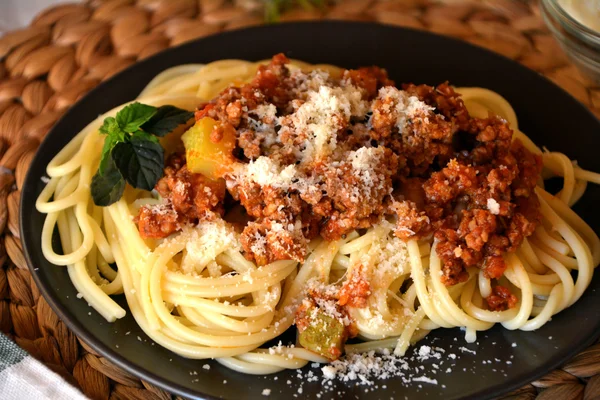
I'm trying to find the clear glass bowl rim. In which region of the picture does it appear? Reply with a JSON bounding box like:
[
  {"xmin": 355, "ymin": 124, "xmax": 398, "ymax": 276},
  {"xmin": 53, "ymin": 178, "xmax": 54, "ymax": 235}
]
[{"xmin": 542, "ymin": 0, "xmax": 600, "ymax": 46}]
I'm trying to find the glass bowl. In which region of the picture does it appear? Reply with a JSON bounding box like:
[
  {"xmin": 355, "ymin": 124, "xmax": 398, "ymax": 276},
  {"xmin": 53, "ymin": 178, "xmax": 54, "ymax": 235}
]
[{"xmin": 541, "ymin": 0, "xmax": 600, "ymax": 85}]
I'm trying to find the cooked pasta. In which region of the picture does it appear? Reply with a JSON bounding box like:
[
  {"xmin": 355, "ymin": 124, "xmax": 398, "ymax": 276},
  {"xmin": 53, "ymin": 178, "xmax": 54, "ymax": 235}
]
[{"xmin": 36, "ymin": 55, "xmax": 600, "ymax": 375}]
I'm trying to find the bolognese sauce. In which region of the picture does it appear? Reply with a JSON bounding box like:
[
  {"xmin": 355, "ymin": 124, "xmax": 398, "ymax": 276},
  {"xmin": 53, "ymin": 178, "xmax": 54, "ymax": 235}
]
[{"xmin": 136, "ymin": 54, "xmax": 542, "ymax": 314}]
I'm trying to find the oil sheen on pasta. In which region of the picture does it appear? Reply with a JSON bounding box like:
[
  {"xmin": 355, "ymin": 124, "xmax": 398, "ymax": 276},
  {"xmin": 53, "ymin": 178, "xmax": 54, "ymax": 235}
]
[{"xmin": 36, "ymin": 55, "xmax": 600, "ymax": 375}]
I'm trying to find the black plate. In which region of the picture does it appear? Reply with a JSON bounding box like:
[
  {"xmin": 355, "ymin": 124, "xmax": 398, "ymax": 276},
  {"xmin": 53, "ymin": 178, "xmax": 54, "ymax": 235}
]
[{"xmin": 20, "ymin": 22, "xmax": 600, "ymax": 400}]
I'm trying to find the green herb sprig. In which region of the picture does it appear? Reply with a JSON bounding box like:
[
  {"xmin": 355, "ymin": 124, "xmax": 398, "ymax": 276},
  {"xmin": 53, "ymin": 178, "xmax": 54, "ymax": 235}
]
[{"xmin": 91, "ymin": 102, "xmax": 193, "ymax": 206}]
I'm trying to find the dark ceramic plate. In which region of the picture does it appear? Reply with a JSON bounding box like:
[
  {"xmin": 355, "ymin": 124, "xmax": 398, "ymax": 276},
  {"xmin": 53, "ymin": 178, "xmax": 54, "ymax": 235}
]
[{"xmin": 20, "ymin": 22, "xmax": 600, "ymax": 400}]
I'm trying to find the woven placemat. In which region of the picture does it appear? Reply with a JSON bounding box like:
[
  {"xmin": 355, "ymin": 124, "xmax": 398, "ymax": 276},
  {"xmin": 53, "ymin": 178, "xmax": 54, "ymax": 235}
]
[{"xmin": 0, "ymin": 0, "xmax": 598, "ymax": 399}]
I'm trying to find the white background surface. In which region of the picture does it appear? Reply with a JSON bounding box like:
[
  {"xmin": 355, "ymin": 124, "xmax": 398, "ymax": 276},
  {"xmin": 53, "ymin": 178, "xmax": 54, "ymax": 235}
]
[{"xmin": 0, "ymin": 1, "xmax": 78, "ymax": 33}]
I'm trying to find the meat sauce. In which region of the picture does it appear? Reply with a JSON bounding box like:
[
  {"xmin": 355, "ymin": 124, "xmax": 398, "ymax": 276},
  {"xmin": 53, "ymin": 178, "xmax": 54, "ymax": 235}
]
[{"xmin": 136, "ymin": 54, "xmax": 542, "ymax": 313}]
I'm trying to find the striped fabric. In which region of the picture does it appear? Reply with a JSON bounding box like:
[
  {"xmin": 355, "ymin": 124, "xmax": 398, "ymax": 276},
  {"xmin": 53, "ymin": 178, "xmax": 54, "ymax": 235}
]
[{"xmin": 0, "ymin": 334, "xmax": 87, "ymax": 400}]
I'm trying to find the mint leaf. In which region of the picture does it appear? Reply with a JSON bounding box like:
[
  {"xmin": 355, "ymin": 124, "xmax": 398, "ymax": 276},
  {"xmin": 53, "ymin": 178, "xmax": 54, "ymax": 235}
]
[
  {"xmin": 92, "ymin": 102, "xmax": 187, "ymax": 205},
  {"xmin": 112, "ymin": 131, "xmax": 164, "ymax": 191},
  {"xmin": 116, "ymin": 102, "xmax": 157, "ymax": 133},
  {"xmin": 99, "ymin": 116, "xmax": 119, "ymax": 135},
  {"xmin": 141, "ymin": 105, "xmax": 194, "ymax": 137},
  {"xmin": 134, "ymin": 130, "xmax": 159, "ymax": 144},
  {"xmin": 98, "ymin": 129, "xmax": 127, "ymax": 176},
  {"xmin": 98, "ymin": 136, "xmax": 116, "ymax": 176},
  {"xmin": 91, "ymin": 158, "xmax": 125, "ymax": 206}
]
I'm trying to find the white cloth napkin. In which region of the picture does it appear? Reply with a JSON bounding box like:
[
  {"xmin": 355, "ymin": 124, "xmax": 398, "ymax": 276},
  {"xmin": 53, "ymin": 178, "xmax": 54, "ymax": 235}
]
[{"xmin": 0, "ymin": 334, "xmax": 88, "ymax": 400}]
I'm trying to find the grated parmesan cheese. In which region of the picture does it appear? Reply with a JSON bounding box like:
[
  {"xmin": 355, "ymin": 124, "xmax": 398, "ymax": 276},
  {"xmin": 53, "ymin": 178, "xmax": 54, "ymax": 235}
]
[
  {"xmin": 250, "ymin": 230, "xmax": 268, "ymax": 257},
  {"xmin": 248, "ymin": 103, "xmax": 279, "ymax": 147},
  {"xmin": 350, "ymin": 146, "xmax": 384, "ymax": 172},
  {"xmin": 375, "ymin": 87, "xmax": 434, "ymax": 134},
  {"xmin": 237, "ymin": 156, "xmax": 298, "ymax": 189},
  {"xmin": 174, "ymin": 180, "xmax": 188, "ymax": 196},
  {"xmin": 180, "ymin": 220, "xmax": 239, "ymax": 273},
  {"xmin": 253, "ymin": 103, "xmax": 277, "ymax": 122},
  {"xmin": 487, "ymin": 198, "xmax": 500, "ymax": 215},
  {"xmin": 292, "ymin": 70, "xmax": 331, "ymax": 96},
  {"xmin": 145, "ymin": 199, "xmax": 176, "ymax": 217},
  {"xmin": 281, "ymin": 83, "xmax": 369, "ymax": 162},
  {"xmin": 413, "ymin": 376, "xmax": 438, "ymax": 385},
  {"xmin": 320, "ymin": 347, "xmax": 444, "ymax": 387}
]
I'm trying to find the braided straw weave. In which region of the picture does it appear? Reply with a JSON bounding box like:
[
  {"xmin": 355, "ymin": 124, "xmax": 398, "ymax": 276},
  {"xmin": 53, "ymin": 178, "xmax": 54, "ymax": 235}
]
[{"xmin": 0, "ymin": 0, "xmax": 599, "ymax": 399}]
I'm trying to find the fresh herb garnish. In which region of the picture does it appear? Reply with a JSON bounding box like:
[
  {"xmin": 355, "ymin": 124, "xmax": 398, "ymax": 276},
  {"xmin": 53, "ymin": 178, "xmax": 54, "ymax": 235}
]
[
  {"xmin": 91, "ymin": 158, "xmax": 126, "ymax": 207},
  {"xmin": 111, "ymin": 131, "xmax": 163, "ymax": 191},
  {"xmin": 91, "ymin": 102, "xmax": 193, "ymax": 206},
  {"xmin": 116, "ymin": 102, "xmax": 156, "ymax": 133},
  {"xmin": 142, "ymin": 105, "xmax": 196, "ymax": 137}
]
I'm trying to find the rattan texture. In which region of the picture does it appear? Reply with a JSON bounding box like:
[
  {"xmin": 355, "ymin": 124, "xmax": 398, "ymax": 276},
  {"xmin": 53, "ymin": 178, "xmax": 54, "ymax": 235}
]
[{"xmin": 0, "ymin": 1, "xmax": 598, "ymax": 399}]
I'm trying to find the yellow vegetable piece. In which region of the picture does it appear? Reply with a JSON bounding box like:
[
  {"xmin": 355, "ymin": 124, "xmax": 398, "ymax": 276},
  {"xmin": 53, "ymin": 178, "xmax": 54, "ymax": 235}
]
[
  {"xmin": 159, "ymin": 122, "xmax": 188, "ymax": 156},
  {"xmin": 181, "ymin": 117, "xmax": 236, "ymax": 180},
  {"xmin": 298, "ymin": 305, "xmax": 347, "ymax": 360}
]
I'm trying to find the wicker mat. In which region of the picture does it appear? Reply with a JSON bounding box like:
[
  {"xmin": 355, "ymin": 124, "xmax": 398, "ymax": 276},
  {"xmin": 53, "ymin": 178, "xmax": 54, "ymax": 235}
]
[{"xmin": 0, "ymin": 0, "xmax": 599, "ymax": 399}]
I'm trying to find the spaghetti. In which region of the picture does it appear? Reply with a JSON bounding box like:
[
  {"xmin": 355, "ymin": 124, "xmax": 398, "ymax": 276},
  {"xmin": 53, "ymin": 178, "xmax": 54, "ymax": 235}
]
[{"xmin": 36, "ymin": 56, "xmax": 600, "ymax": 375}]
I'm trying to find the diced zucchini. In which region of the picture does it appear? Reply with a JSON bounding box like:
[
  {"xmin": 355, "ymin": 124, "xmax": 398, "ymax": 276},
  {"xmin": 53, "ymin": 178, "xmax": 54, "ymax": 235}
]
[
  {"xmin": 181, "ymin": 117, "xmax": 236, "ymax": 180},
  {"xmin": 298, "ymin": 305, "xmax": 346, "ymax": 360}
]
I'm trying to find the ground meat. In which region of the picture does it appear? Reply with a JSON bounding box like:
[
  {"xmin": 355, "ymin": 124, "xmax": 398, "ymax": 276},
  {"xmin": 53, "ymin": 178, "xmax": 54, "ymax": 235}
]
[
  {"xmin": 388, "ymin": 94, "xmax": 541, "ymax": 288},
  {"xmin": 315, "ymin": 148, "xmax": 398, "ymax": 241},
  {"xmin": 343, "ymin": 66, "xmax": 395, "ymax": 99},
  {"xmin": 459, "ymin": 209, "xmax": 497, "ymax": 252},
  {"xmin": 371, "ymin": 87, "xmax": 456, "ymax": 175},
  {"xmin": 467, "ymin": 117, "xmax": 514, "ymax": 165},
  {"xmin": 137, "ymin": 55, "xmax": 543, "ymax": 303},
  {"xmin": 232, "ymin": 145, "xmax": 398, "ymax": 262},
  {"xmin": 194, "ymin": 54, "xmax": 291, "ymax": 161},
  {"xmin": 424, "ymin": 159, "xmax": 478, "ymax": 205},
  {"xmin": 136, "ymin": 153, "xmax": 226, "ymax": 239},
  {"xmin": 251, "ymin": 53, "xmax": 293, "ymax": 108},
  {"xmin": 338, "ymin": 266, "xmax": 371, "ymax": 308},
  {"xmin": 391, "ymin": 200, "xmax": 431, "ymax": 240},
  {"xmin": 486, "ymin": 285, "xmax": 518, "ymax": 311},
  {"xmin": 403, "ymin": 82, "xmax": 470, "ymax": 132},
  {"xmin": 237, "ymin": 129, "xmax": 262, "ymax": 159},
  {"xmin": 228, "ymin": 180, "xmax": 317, "ymax": 265},
  {"xmin": 233, "ymin": 182, "xmax": 304, "ymax": 220},
  {"xmin": 506, "ymin": 196, "xmax": 541, "ymax": 252},
  {"xmin": 510, "ymin": 139, "xmax": 542, "ymax": 198},
  {"xmin": 398, "ymin": 118, "xmax": 542, "ymax": 286},
  {"xmin": 434, "ymin": 229, "xmax": 472, "ymax": 285},
  {"xmin": 155, "ymin": 154, "xmax": 225, "ymax": 219},
  {"xmin": 484, "ymin": 255, "xmax": 507, "ymax": 280},
  {"xmin": 137, "ymin": 204, "xmax": 179, "ymax": 239},
  {"xmin": 195, "ymin": 54, "xmax": 290, "ymax": 125},
  {"xmin": 397, "ymin": 177, "xmax": 427, "ymax": 208},
  {"xmin": 227, "ymin": 143, "xmax": 398, "ymax": 264},
  {"xmin": 240, "ymin": 220, "xmax": 307, "ymax": 265}
]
